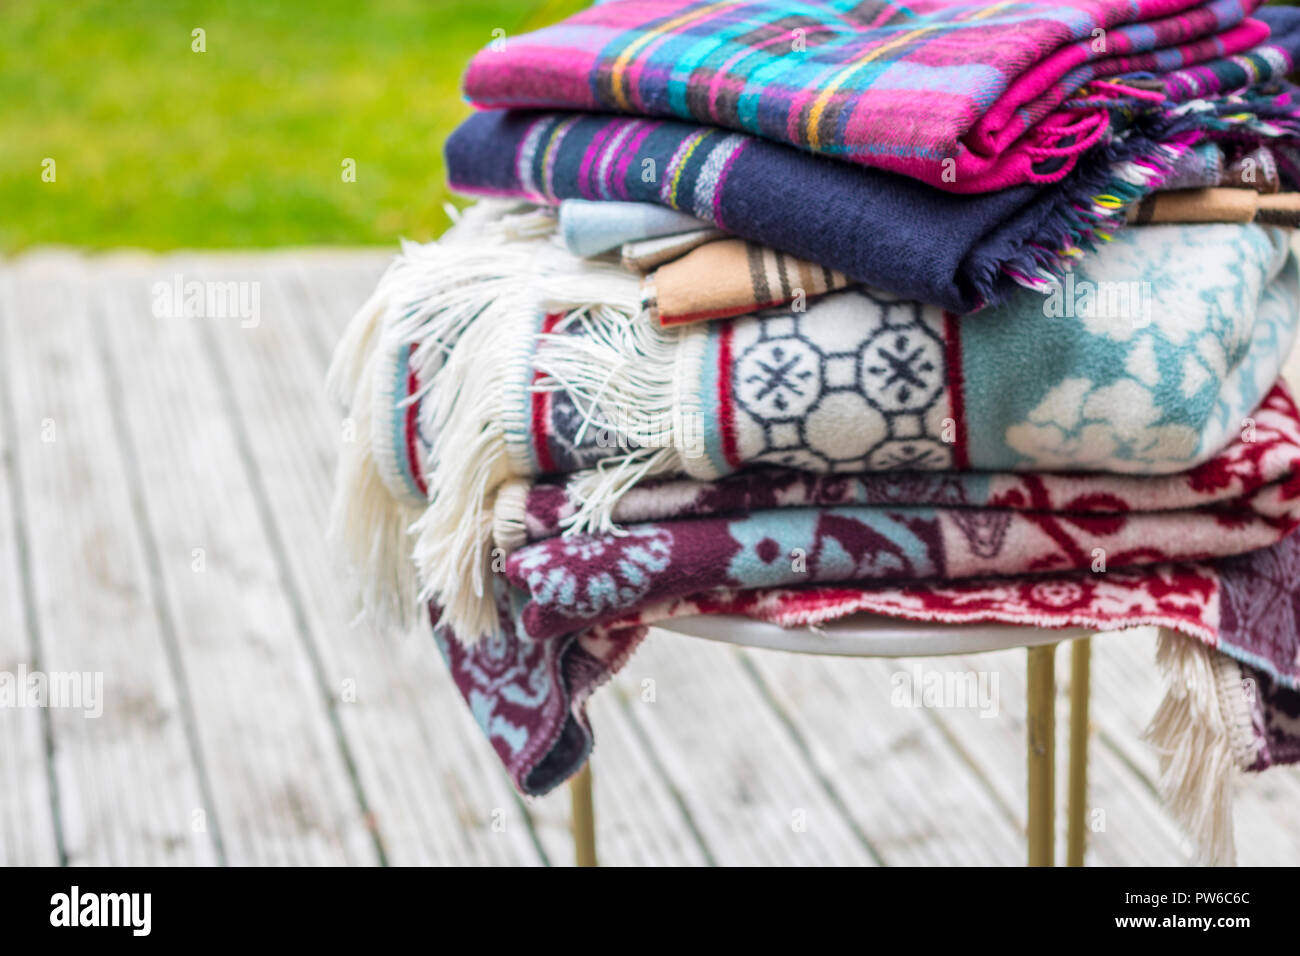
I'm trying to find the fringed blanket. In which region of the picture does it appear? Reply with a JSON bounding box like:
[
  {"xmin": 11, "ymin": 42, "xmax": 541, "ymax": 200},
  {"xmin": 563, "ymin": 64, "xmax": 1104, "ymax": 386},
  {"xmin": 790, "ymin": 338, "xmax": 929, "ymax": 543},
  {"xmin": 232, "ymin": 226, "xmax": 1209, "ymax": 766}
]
[
  {"xmin": 462, "ymin": 0, "xmax": 1291, "ymax": 192},
  {"xmin": 446, "ymin": 85, "xmax": 1300, "ymax": 308},
  {"xmin": 327, "ymin": 205, "xmax": 1299, "ymax": 640},
  {"xmin": 328, "ymin": 0, "xmax": 1300, "ymax": 868},
  {"xmin": 431, "ymin": 527, "xmax": 1300, "ymax": 864},
  {"xmin": 1163, "ymin": 3, "xmax": 1300, "ymax": 99}
]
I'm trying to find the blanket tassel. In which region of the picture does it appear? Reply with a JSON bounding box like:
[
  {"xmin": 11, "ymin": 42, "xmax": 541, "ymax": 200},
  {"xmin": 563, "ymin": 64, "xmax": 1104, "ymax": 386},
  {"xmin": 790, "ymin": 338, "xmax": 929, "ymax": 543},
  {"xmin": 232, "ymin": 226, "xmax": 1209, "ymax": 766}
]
[
  {"xmin": 533, "ymin": 303, "xmax": 687, "ymax": 536},
  {"xmin": 407, "ymin": 233, "xmax": 649, "ymax": 643},
  {"xmin": 1146, "ymin": 629, "xmax": 1261, "ymax": 866},
  {"xmin": 326, "ymin": 201, "xmax": 558, "ymax": 633},
  {"xmin": 327, "ymin": 345, "xmax": 426, "ymax": 633}
]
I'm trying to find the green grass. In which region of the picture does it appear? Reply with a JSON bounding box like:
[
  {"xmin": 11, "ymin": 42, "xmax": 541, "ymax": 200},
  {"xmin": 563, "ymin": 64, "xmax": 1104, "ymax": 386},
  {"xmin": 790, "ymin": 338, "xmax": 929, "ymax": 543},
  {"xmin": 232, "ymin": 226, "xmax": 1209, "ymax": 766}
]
[{"xmin": 1, "ymin": 0, "xmax": 586, "ymax": 250}]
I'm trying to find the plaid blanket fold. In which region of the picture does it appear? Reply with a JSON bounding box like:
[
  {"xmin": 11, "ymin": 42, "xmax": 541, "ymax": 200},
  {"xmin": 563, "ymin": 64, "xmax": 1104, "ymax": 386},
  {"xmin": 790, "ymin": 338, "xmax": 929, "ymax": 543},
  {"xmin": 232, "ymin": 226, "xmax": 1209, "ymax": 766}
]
[
  {"xmin": 446, "ymin": 82, "xmax": 1300, "ymax": 309},
  {"xmin": 1162, "ymin": 3, "xmax": 1300, "ymax": 99},
  {"xmin": 462, "ymin": 0, "xmax": 1295, "ymax": 192}
]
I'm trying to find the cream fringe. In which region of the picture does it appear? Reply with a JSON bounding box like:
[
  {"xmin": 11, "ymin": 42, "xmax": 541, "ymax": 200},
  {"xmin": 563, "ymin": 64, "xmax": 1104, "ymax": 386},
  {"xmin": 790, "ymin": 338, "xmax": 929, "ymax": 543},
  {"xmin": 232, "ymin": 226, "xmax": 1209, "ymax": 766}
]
[
  {"xmin": 326, "ymin": 343, "xmax": 425, "ymax": 632},
  {"xmin": 326, "ymin": 201, "xmax": 551, "ymax": 408},
  {"xmin": 1146, "ymin": 628, "xmax": 1261, "ymax": 866},
  {"xmin": 492, "ymin": 480, "xmax": 532, "ymax": 554},
  {"xmin": 330, "ymin": 199, "xmax": 660, "ymax": 642},
  {"xmin": 408, "ymin": 258, "xmax": 648, "ymax": 641},
  {"xmin": 532, "ymin": 303, "xmax": 688, "ymax": 536},
  {"xmin": 327, "ymin": 201, "xmax": 560, "ymax": 635},
  {"xmin": 409, "ymin": 304, "xmax": 536, "ymax": 640}
]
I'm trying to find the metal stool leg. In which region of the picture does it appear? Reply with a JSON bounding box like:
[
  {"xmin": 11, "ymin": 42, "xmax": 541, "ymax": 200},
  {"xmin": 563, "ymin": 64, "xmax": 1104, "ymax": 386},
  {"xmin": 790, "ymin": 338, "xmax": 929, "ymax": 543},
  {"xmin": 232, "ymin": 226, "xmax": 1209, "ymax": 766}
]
[
  {"xmin": 1026, "ymin": 643, "xmax": 1057, "ymax": 867},
  {"xmin": 570, "ymin": 762, "xmax": 598, "ymax": 867},
  {"xmin": 1066, "ymin": 637, "xmax": 1091, "ymax": 866}
]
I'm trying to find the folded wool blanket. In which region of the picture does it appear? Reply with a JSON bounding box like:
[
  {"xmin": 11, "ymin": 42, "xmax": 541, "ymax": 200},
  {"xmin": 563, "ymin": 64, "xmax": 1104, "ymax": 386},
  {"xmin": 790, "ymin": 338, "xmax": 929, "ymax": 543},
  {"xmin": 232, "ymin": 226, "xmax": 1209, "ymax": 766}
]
[
  {"xmin": 496, "ymin": 382, "xmax": 1300, "ymax": 643},
  {"xmin": 1127, "ymin": 187, "xmax": 1300, "ymax": 226},
  {"xmin": 432, "ymin": 526, "xmax": 1300, "ymax": 863},
  {"xmin": 446, "ymin": 82, "xmax": 1300, "ymax": 309},
  {"xmin": 1164, "ymin": 143, "xmax": 1284, "ymax": 192},
  {"xmin": 328, "ymin": 206, "xmax": 1299, "ymax": 638},
  {"xmin": 1162, "ymin": 3, "xmax": 1300, "ymax": 100},
  {"xmin": 642, "ymin": 237, "xmax": 853, "ymax": 325},
  {"xmin": 559, "ymin": 198, "xmax": 707, "ymax": 255},
  {"xmin": 571, "ymin": 145, "xmax": 1289, "ymax": 275},
  {"xmin": 630, "ymin": 194, "xmax": 1300, "ymax": 326},
  {"xmin": 619, "ymin": 226, "xmax": 728, "ymax": 270},
  {"xmin": 461, "ymin": 0, "xmax": 1282, "ymax": 192},
  {"xmin": 500, "ymin": 381, "xmax": 1300, "ymax": 550}
]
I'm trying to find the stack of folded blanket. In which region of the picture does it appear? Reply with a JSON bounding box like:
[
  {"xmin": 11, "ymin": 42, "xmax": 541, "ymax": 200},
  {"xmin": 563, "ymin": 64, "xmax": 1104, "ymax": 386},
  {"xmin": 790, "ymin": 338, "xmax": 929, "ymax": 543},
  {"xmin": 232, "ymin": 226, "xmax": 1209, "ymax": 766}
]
[{"xmin": 329, "ymin": 0, "xmax": 1300, "ymax": 864}]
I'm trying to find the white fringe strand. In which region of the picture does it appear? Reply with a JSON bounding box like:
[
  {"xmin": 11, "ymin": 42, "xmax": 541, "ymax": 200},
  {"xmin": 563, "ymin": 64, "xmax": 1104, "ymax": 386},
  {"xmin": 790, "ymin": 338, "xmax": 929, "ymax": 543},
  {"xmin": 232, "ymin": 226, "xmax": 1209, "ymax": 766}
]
[
  {"xmin": 492, "ymin": 479, "xmax": 532, "ymax": 554},
  {"xmin": 327, "ymin": 201, "xmax": 560, "ymax": 636},
  {"xmin": 327, "ymin": 344, "xmax": 425, "ymax": 633},
  {"xmin": 1145, "ymin": 628, "xmax": 1261, "ymax": 866},
  {"xmin": 532, "ymin": 303, "xmax": 687, "ymax": 536},
  {"xmin": 407, "ymin": 258, "xmax": 648, "ymax": 642},
  {"xmin": 409, "ymin": 304, "xmax": 534, "ymax": 641},
  {"xmin": 329, "ymin": 198, "xmax": 718, "ymax": 643}
]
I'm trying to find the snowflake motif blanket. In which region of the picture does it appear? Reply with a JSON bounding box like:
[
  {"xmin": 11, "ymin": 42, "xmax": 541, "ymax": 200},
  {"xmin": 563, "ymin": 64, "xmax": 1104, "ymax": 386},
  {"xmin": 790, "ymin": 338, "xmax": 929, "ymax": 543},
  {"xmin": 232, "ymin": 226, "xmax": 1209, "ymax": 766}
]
[
  {"xmin": 462, "ymin": 0, "xmax": 1290, "ymax": 192},
  {"xmin": 326, "ymin": 208, "xmax": 1300, "ymax": 641}
]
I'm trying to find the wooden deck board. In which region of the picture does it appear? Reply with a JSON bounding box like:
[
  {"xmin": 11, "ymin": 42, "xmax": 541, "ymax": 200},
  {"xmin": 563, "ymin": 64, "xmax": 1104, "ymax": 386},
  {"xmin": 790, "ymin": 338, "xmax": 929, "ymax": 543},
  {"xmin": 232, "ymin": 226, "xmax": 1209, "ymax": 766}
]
[
  {"xmin": 1092, "ymin": 628, "xmax": 1300, "ymax": 866},
  {"xmin": 0, "ymin": 274, "xmax": 62, "ymax": 866},
  {"xmin": 739, "ymin": 647, "xmax": 1025, "ymax": 865},
  {"xmin": 2, "ymin": 249, "xmax": 1298, "ymax": 866},
  {"xmin": 2, "ymin": 258, "xmax": 218, "ymax": 865},
  {"xmin": 612, "ymin": 635, "xmax": 894, "ymax": 866},
  {"xmin": 94, "ymin": 261, "xmax": 377, "ymax": 865},
  {"xmin": 206, "ymin": 258, "xmax": 548, "ymax": 866},
  {"xmin": 946, "ymin": 641, "xmax": 1196, "ymax": 866}
]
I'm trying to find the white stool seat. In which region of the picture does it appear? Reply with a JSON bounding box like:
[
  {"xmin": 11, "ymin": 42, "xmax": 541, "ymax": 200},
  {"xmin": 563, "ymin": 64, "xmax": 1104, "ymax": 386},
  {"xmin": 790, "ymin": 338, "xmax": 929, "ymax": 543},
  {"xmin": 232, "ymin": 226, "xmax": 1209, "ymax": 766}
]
[{"xmin": 656, "ymin": 613, "xmax": 1089, "ymax": 658}]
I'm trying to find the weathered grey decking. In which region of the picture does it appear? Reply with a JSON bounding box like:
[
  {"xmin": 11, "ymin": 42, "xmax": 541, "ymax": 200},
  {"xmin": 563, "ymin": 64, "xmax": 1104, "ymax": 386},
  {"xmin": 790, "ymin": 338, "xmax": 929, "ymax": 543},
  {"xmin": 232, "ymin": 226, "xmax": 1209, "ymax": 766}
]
[{"xmin": 1, "ymin": 249, "xmax": 1297, "ymax": 866}]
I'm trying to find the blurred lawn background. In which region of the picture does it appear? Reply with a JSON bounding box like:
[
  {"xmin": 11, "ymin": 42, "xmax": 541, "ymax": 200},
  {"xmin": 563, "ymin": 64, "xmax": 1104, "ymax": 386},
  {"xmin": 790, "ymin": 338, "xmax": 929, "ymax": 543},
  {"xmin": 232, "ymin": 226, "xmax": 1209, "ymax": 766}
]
[{"xmin": 2, "ymin": 0, "xmax": 586, "ymax": 250}]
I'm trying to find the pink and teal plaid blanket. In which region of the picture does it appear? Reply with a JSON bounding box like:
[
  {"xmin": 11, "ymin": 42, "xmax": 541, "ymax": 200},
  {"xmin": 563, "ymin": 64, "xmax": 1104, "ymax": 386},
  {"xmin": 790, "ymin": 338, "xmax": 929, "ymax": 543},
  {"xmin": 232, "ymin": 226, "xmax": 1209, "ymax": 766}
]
[{"xmin": 464, "ymin": 0, "xmax": 1277, "ymax": 192}]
